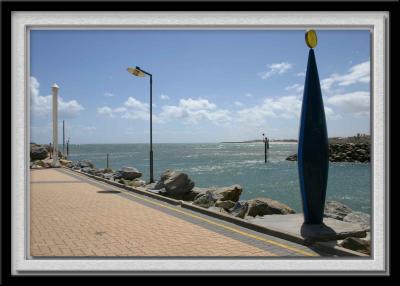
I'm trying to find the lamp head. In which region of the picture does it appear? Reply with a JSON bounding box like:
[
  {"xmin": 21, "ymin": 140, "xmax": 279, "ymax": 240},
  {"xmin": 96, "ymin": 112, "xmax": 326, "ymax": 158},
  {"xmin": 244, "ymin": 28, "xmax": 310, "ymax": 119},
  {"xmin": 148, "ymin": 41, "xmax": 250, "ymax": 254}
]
[
  {"xmin": 127, "ymin": 67, "xmax": 146, "ymax": 77},
  {"xmin": 52, "ymin": 83, "xmax": 59, "ymax": 93}
]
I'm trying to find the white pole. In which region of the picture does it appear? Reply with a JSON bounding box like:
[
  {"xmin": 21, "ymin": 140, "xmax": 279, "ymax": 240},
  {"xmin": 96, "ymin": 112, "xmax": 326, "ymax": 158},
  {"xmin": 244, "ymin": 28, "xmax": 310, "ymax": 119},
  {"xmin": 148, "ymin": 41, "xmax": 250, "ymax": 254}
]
[{"xmin": 52, "ymin": 83, "xmax": 59, "ymax": 167}]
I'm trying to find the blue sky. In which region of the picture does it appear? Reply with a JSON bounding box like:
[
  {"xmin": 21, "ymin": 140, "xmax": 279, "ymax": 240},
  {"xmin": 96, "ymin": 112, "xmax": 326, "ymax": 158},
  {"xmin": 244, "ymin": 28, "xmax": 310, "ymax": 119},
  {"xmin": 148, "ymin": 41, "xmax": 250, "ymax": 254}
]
[{"xmin": 30, "ymin": 30, "xmax": 370, "ymax": 144}]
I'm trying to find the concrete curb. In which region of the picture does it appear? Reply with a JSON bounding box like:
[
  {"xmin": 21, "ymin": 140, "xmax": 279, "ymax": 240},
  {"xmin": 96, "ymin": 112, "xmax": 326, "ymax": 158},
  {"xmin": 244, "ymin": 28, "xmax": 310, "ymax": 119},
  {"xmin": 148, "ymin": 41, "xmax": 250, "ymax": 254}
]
[
  {"xmin": 61, "ymin": 167, "xmax": 366, "ymax": 257},
  {"xmin": 181, "ymin": 201, "xmax": 367, "ymax": 257},
  {"xmin": 180, "ymin": 201, "xmax": 306, "ymax": 245}
]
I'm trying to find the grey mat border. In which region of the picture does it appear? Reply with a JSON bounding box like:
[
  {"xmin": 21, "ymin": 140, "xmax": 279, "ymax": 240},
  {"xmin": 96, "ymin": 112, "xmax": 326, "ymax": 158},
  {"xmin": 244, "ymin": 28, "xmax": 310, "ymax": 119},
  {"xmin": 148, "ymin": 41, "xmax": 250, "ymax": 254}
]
[{"xmin": 12, "ymin": 11, "xmax": 388, "ymax": 275}]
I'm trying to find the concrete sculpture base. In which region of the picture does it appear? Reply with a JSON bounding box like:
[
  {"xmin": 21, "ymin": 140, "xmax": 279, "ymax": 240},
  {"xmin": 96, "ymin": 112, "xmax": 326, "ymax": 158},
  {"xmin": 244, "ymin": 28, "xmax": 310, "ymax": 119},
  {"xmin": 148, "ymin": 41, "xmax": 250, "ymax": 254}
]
[{"xmin": 251, "ymin": 214, "xmax": 367, "ymax": 244}]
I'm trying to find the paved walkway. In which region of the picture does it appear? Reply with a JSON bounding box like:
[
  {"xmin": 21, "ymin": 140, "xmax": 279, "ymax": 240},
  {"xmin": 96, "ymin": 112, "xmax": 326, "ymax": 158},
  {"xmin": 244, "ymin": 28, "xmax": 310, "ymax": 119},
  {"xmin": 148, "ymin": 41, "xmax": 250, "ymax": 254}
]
[{"xmin": 30, "ymin": 168, "xmax": 322, "ymax": 257}]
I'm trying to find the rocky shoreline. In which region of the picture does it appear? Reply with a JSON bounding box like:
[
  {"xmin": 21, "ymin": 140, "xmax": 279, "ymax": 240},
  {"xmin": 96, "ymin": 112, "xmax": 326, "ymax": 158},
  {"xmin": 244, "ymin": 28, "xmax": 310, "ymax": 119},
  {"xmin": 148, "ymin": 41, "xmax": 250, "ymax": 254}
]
[
  {"xmin": 30, "ymin": 143, "xmax": 371, "ymax": 255},
  {"xmin": 286, "ymin": 142, "xmax": 370, "ymax": 163}
]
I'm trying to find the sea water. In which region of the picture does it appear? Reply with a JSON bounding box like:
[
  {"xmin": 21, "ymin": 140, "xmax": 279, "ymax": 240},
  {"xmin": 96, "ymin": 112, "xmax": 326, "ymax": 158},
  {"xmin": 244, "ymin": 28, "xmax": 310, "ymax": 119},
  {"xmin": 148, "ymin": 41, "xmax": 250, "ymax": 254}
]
[{"xmin": 66, "ymin": 143, "xmax": 371, "ymax": 214}]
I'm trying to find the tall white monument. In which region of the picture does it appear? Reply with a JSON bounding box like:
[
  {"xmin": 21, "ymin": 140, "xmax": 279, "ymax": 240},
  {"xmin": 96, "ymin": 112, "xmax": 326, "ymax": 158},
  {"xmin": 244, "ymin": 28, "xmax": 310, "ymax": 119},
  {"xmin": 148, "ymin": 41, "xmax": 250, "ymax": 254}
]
[{"xmin": 52, "ymin": 83, "xmax": 60, "ymax": 167}]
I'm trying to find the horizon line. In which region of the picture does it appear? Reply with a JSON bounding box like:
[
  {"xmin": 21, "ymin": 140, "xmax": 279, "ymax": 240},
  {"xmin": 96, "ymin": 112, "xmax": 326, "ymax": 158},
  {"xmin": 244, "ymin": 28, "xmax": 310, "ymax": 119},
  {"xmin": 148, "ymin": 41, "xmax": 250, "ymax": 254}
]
[
  {"xmin": 31, "ymin": 141, "xmax": 298, "ymax": 145},
  {"xmin": 30, "ymin": 134, "xmax": 370, "ymax": 145}
]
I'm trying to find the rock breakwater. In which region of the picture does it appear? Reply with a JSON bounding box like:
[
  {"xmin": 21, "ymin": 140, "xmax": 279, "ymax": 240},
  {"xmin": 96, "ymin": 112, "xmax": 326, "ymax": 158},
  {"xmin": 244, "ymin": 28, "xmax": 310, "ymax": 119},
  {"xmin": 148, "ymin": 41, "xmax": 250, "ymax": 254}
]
[{"xmin": 286, "ymin": 142, "xmax": 370, "ymax": 163}]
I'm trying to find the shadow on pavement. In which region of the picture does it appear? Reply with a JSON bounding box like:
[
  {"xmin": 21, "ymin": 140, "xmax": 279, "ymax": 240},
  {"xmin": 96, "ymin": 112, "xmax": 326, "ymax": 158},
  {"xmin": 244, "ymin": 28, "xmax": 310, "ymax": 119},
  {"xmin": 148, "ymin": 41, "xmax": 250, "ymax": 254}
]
[{"xmin": 97, "ymin": 190, "xmax": 121, "ymax": 194}]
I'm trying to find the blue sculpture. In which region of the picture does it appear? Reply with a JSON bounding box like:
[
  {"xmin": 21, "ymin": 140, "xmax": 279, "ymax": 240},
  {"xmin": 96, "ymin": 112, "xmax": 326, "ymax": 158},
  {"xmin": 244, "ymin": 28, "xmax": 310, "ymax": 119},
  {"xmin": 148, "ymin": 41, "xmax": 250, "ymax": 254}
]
[{"xmin": 298, "ymin": 31, "xmax": 329, "ymax": 224}]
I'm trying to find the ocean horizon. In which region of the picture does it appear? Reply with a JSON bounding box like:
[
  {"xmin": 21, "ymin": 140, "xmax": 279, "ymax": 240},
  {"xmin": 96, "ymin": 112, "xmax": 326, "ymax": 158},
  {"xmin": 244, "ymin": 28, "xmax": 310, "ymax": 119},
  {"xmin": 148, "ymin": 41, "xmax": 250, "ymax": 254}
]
[{"xmin": 61, "ymin": 142, "xmax": 371, "ymax": 214}]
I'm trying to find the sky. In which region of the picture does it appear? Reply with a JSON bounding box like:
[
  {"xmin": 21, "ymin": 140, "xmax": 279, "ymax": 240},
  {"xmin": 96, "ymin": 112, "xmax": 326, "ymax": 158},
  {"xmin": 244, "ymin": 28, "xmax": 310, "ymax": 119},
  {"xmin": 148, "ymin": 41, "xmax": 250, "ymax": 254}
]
[{"xmin": 30, "ymin": 30, "xmax": 370, "ymax": 144}]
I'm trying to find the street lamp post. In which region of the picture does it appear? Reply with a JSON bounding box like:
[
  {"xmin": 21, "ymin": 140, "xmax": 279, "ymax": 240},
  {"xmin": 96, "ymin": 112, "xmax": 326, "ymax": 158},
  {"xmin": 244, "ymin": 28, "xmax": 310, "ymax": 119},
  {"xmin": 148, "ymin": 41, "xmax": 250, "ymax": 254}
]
[{"xmin": 127, "ymin": 66, "xmax": 154, "ymax": 183}]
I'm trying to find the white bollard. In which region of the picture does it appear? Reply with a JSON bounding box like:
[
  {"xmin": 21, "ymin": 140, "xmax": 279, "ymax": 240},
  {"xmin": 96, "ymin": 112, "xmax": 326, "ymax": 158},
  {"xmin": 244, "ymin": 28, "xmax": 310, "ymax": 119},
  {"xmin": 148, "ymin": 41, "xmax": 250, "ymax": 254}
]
[{"xmin": 52, "ymin": 83, "xmax": 60, "ymax": 167}]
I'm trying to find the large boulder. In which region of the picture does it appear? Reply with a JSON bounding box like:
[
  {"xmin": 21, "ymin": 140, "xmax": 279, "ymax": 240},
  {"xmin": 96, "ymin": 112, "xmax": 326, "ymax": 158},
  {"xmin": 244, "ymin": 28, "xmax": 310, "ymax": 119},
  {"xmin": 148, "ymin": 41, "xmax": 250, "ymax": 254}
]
[
  {"xmin": 324, "ymin": 200, "xmax": 353, "ymax": 220},
  {"xmin": 192, "ymin": 186, "xmax": 242, "ymax": 209},
  {"xmin": 190, "ymin": 185, "xmax": 242, "ymax": 201},
  {"xmin": 103, "ymin": 168, "xmax": 113, "ymax": 174},
  {"xmin": 30, "ymin": 145, "xmax": 48, "ymax": 160},
  {"xmin": 182, "ymin": 187, "xmax": 208, "ymax": 201},
  {"xmin": 103, "ymin": 173, "xmax": 114, "ymax": 180},
  {"xmin": 182, "ymin": 185, "xmax": 242, "ymax": 202},
  {"xmin": 246, "ymin": 197, "xmax": 295, "ymax": 217},
  {"xmin": 113, "ymin": 170, "xmax": 124, "ymax": 179},
  {"xmin": 130, "ymin": 179, "xmax": 146, "ymax": 187},
  {"xmin": 339, "ymin": 237, "xmax": 370, "ymax": 255},
  {"xmin": 208, "ymin": 206, "xmax": 230, "ymax": 215},
  {"xmin": 343, "ymin": 212, "xmax": 371, "ymax": 231},
  {"xmin": 211, "ymin": 185, "xmax": 242, "ymax": 202},
  {"xmin": 59, "ymin": 159, "xmax": 73, "ymax": 168},
  {"xmin": 153, "ymin": 169, "xmax": 174, "ymax": 189},
  {"xmin": 118, "ymin": 178, "xmax": 146, "ymax": 187},
  {"xmin": 87, "ymin": 168, "xmax": 98, "ymax": 175},
  {"xmin": 120, "ymin": 166, "xmax": 142, "ymax": 180},
  {"xmin": 154, "ymin": 170, "xmax": 194, "ymax": 196},
  {"xmin": 193, "ymin": 191, "xmax": 217, "ymax": 208},
  {"xmin": 286, "ymin": 154, "xmax": 298, "ymax": 161},
  {"xmin": 81, "ymin": 167, "xmax": 93, "ymax": 173},
  {"xmin": 164, "ymin": 172, "xmax": 194, "ymax": 195},
  {"xmin": 30, "ymin": 161, "xmax": 43, "ymax": 169},
  {"xmin": 76, "ymin": 160, "xmax": 94, "ymax": 169},
  {"xmin": 37, "ymin": 158, "xmax": 53, "ymax": 168},
  {"xmin": 230, "ymin": 201, "xmax": 249, "ymax": 219},
  {"xmin": 215, "ymin": 200, "xmax": 236, "ymax": 210}
]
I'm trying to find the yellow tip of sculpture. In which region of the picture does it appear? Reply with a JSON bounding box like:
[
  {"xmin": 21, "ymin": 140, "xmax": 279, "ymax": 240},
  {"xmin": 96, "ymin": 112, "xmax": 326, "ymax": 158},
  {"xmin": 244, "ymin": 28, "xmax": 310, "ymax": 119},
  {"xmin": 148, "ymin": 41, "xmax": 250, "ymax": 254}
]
[{"xmin": 305, "ymin": 30, "xmax": 318, "ymax": 49}]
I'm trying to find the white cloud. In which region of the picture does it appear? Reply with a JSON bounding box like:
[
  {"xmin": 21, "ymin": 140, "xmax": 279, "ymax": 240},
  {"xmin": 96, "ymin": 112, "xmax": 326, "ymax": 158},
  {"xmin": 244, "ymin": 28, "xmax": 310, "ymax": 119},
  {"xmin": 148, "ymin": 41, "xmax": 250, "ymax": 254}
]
[
  {"xmin": 321, "ymin": 60, "xmax": 370, "ymax": 92},
  {"xmin": 124, "ymin": 97, "xmax": 149, "ymax": 111},
  {"xmin": 122, "ymin": 97, "xmax": 150, "ymax": 120},
  {"xmin": 158, "ymin": 98, "xmax": 230, "ymax": 125},
  {"xmin": 190, "ymin": 109, "xmax": 231, "ymax": 125},
  {"xmin": 244, "ymin": 93, "xmax": 253, "ymax": 98},
  {"xmin": 30, "ymin": 76, "xmax": 84, "ymax": 118},
  {"xmin": 234, "ymin": 101, "xmax": 244, "ymax": 107},
  {"xmin": 237, "ymin": 95, "xmax": 302, "ymax": 126},
  {"xmin": 296, "ymin": 72, "xmax": 306, "ymax": 77},
  {"xmin": 113, "ymin": 107, "xmax": 127, "ymax": 113},
  {"xmin": 324, "ymin": 106, "xmax": 342, "ymax": 120},
  {"xmin": 158, "ymin": 105, "xmax": 186, "ymax": 120},
  {"xmin": 179, "ymin": 98, "xmax": 216, "ymax": 110},
  {"xmin": 121, "ymin": 110, "xmax": 149, "ymax": 121},
  {"xmin": 98, "ymin": 97, "xmax": 150, "ymax": 120},
  {"xmin": 97, "ymin": 106, "xmax": 114, "ymax": 117},
  {"xmin": 59, "ymin": 100, "xmax": 84, "ymax": 117},
  {"xmin": 326, "ymin": 91, "xmax": 370, "ymax": 117},
  {"xmin": 285, "ymin": 83, "xmax": 304, "ymax": 93},
  {"xmin": 260, "ymin": 62, "xmax": 292, "ymax": 79},
  {"xmin": 236, "ymin": 95, "xmax": 340, "ymax": 126},
  {"xmin": 104, "ymin": 92, "xmax": 115, "ymax": 97},
  {"xmin": 160, "ymin": 94, "xmax": 170, "ymax": 100}
]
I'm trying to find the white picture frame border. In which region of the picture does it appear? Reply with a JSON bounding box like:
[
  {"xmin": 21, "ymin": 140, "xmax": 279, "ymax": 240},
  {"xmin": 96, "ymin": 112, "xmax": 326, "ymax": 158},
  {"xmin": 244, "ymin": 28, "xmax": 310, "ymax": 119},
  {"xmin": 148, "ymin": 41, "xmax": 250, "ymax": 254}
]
[{"xmin": 11, "ymin": 11, "xmax": 389, "ymax": 275}]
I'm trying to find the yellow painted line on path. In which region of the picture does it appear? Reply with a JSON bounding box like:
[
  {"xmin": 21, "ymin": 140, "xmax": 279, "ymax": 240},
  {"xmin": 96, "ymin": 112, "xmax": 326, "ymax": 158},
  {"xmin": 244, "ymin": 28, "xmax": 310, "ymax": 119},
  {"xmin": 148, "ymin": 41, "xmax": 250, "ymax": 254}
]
[{"xmin": 62, "ymin": 169, "xmax": 318, "ymax": 257}]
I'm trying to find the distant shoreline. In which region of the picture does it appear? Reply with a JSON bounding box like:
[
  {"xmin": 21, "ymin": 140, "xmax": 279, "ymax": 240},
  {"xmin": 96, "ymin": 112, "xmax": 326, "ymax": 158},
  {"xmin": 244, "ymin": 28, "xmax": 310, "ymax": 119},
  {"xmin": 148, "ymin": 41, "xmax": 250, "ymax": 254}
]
[
  {"xmin": 221, "ymin": 140, "xmax": 297, "ymax": 144},
  {"xmin": 221, "ymin": 135, "xmax": 370, "ymax": 144}
]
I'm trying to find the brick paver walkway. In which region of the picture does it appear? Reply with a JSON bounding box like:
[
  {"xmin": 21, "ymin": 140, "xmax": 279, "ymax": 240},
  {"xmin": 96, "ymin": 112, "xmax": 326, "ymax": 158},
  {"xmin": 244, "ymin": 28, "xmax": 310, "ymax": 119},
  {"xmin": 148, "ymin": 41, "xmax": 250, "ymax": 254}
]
[{"xmin": 30, "ymin": 169, "xmax": 319, "ymax": 257}]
